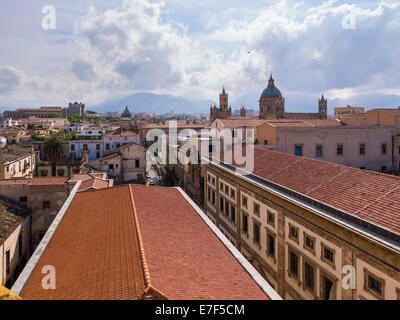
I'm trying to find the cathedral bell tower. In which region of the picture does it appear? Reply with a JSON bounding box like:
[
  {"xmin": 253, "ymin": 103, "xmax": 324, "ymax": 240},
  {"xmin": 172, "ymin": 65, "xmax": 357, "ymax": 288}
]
[
  {"xmin": 220, "ymin": 87, "xmax": 228, "ymax": 111},
  {"xmin": 318, "ymin": 94, "xmax": 328, "ymax": 119}
]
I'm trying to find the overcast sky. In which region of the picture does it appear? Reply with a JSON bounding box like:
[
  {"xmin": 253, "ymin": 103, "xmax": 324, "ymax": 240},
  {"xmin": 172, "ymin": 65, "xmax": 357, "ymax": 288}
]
[{"xmin": 1, "ymin": 0, "xmax": 400, "ymax": 108}]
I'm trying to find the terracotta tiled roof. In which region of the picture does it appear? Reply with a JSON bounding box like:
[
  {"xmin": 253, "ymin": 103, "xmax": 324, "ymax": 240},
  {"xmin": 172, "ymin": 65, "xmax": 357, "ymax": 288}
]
[
  {"xmin": 20, "ymin": 185, "xmax": 270, "ymax": 300},
  {"xmin": 78, "ymin": 178, "xmax": 110, "ymax": 192},
  {"xmin": 30, "ymin": 177, "xmax": 69, "ymax": 185},
  {"xmin": 267, "ymin": 119, "xmax": 341, "ymax": 127},
  {"xmin": 143, "ymin": 121, "xmax": 208, "ymax": 129},
  {"xmin": 0, "ymin": 177, "xmax": 69, "ymax": 185},
  {"xmin": 215, "ymin": 119, "xmax": 268, "ymax": 127},
  {"xmin": 71, "ymin": 173, "xmax": 105, "ymax": 181},
  {"xmin": 104, "ymin": 128, "xmax": 137, "ymax": 137},
  {"xmin": 219, "ymin": 147, "xmax": 400, "ymax": 235}
]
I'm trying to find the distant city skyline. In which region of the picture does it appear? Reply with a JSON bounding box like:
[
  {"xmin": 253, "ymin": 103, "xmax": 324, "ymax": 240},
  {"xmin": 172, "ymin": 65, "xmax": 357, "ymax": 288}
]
[{"xmin": 1, "ymin": 0, "xmax": 400, "ymax": 110}]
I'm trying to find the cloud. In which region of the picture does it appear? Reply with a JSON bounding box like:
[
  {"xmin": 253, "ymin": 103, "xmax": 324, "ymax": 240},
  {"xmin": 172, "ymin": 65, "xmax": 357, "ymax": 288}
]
[
  {"xmin": 0, "ymin": 66, "xmax": 24, "ymax": 94},
  {"xmin": 72, "ymin": 58, "xmax": 96, "ymax": 82},
  {"xmin": 2, "ymin": 0, "xmax": 400, "ymax": 110},
  {"xmin": 73, "ymin": 0, "xmax": 186, "ymax": 92}
]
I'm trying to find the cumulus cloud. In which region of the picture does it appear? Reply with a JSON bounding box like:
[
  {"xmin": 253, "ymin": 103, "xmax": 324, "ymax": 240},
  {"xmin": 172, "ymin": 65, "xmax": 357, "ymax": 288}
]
[
  {"xmin": 72, "ymin": 58, "xmax": 96, "ymax": 82},
  {"xmin": 73, "ymin": 0, "xmax": 186, "ymax": 92},
  {"xmin": 0, "ymin": 66, "xmax": 24, "ymax": 94},
  {"xmin": 2, "ymin": 0, "xmax": 400, "ymax": 109}
]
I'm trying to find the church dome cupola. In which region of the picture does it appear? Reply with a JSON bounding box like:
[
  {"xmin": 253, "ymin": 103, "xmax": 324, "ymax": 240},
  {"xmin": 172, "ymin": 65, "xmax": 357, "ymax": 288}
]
[{"xmin": 260, "ymin": 74, "xmax": 282, "ymax": 99}]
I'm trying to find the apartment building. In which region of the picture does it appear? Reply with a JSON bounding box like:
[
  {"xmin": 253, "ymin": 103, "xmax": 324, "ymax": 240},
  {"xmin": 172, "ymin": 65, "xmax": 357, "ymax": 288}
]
[
  {"xmin": 0, "ymin": 177, "xmax": 75, "ymax": 246},
  {"xmin": 265, "ymin": 121, "xmax": 397, "ymax": 172},
  {"xmin": 0, "ymin": 197, "xmax": 31, "ymax": 287},
  {"xmin": 0, "ymin": 144, "xmax": 37, "ymax": 180},
  {"xmin": 89, "ymin": 142, "xmax": 146, "ymax": 184},
  {"xmin": 67, "ymin": 128, "xmax": 138, "ymax": 161},
  {"xmin": 204, "ymin": 146, "xmax": 400, "ymax": 300}
]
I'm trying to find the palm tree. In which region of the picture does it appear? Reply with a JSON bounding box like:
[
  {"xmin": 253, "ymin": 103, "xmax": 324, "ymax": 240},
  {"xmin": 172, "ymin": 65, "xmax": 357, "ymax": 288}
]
[{"xmin": 43, "ymin": 133, "xmax": 67, "ymax": 176}]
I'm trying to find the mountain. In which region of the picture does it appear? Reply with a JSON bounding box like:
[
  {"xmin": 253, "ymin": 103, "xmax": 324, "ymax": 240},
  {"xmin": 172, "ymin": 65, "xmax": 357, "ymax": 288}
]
[{"xmin": 91, "ymin": 92, "xmax": 215, "ymax": 115}]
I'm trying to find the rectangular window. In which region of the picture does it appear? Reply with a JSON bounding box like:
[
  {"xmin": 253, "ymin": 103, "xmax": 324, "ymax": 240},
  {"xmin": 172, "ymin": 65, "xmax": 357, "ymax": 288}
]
[
  {"xmin": 230, "ymin": 189, "xmax": 235, "ymax": 199},
  {"xmin": 135, "ymin": 159, "xmax": 140, "ymax": 168},
  {"xmin": 242, "ymin": 195, "xmax": 248, "ymax": 208},
  {"xmin": 19, "ymin": 196, "xmax": 28, "ymax": 203},
  {"xmin": 207, "ymin": 188, "xmax": 211, "ymax": 202},
  {"xmin": 294, "ymin": 145, "xmax": 303, "ymax": 156},
  {"xmin": 267, "ymin": 234, "xmax": 275, "ymax": 259},
  {"xmin": 289, "ymin": 224, "xmax": 299, "ymax": 242},
  {"xmin": 267, "ymin": 210, "xmax": 275, "ymax": 227},
  {"xmin": 304, "ymin": 261, "xmax": 315, "ymax": 293},
  {"xmin": 220, "ymin": 182, "xmax": 223, "ymax": 190},
  {"xmin": 254, "ymin": 202, "xmax": 260, "ymax": 216},
  {"xmin": 96, "ymin": 144, "xmax": 100, "ymax": 150},
  {"xmin": 289, "ymin": 249, "xmax": 299, "ymax": 279},
  {"xmin": 220, "ymin": 197, "xmax": 224, "ymax": 212},
  {"xmin": 242, "ymin": 214, "xmax": 248, "ymax": 234},
  {"xmin": 70, "ymin": 144, "xmax": 75, "ymax": 151},
  {"xmin": 304, "ymin": 233, "xmax": 315, "ymax": 254},
  {"xmin": 212, "ymin": 191, "xmax": 215, "ymax": 205},
  {"xmin": 225, "ymin": 199, "xmax": 229, "ymax": 217},
  {"xmin": 367, "ymin": 275, "xmax": 383, "ymax": 297},
  {"xmin": 42, "ymin": 201, "xmax": 51, "ymax": 209},
  {"xmin": 359, "ymin": 143, "xmax": 366, "ymax": 155},
  {"xmin": 322, "ymin": 244, "xmax": 335, "ymax": 265},
  {"xmin": 381, "ymin": 143, "xmax": 387, "ymax": 155},
  {"xmin": 225, "ymin": 185, "xmax": 229, "ymax": 195},
  {"xmin": 106, "ymin": 144, "xmax": 110, "ymax": 150},
  {"xmin": 336, "ymin": 144, "xmax": 344, "ymax": 156},
  {"xmin": 315, "ymin": 145, "xmax": 323, "ymax": 158},
  {"xmin": 253, "ymin": 222, "xmax": 260, "ymax": 246},
  {"xmin": 230, "ymin": 206, "xmax": 236, "ymax": 224}
]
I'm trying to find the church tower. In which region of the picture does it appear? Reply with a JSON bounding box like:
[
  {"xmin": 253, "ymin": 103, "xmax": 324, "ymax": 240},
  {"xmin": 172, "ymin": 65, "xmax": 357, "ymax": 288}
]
[
  {"xmin": 318, "ymin": 94, "xmax": 328, "ymax": 119},
  {"xmin": 220, "ymin": 87, "xmax": 228, "ymax": 111},
  {"xmin": 210, "ymin": 87, "xmax": 232, "ymax": 123},
  {"xmin": 240, "ymin": 106, "xmax": 246, "ymax": 117}
]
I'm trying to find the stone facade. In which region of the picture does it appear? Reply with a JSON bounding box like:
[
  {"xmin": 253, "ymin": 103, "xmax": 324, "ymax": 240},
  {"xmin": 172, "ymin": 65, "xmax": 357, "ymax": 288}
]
[{"xmin": 204, "ymin": 162, "xmax": 400, "ymax": 300}]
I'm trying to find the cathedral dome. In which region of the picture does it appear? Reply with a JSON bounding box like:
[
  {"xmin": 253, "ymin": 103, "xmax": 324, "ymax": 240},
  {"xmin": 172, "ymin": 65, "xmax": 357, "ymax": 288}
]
[{"xmin": 260, "ymin": 74, "xmax": 282, "ymax": 99}]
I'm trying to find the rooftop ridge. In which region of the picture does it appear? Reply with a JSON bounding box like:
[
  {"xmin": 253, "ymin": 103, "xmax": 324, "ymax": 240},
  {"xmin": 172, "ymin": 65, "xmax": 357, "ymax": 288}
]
[
  {"xmin": 129, "ymin": 185, "xmax": 169, "ymax": 300},
  {"xmin": 128, "ymin": 185, "xmax": 153, "ymax": 291}
]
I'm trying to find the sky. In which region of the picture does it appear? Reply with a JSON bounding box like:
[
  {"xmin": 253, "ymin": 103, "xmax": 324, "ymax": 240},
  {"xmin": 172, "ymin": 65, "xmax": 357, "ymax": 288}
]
[{"xmin": 1, "ymin": 0, "xmax": 400, "ymax": 111}]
